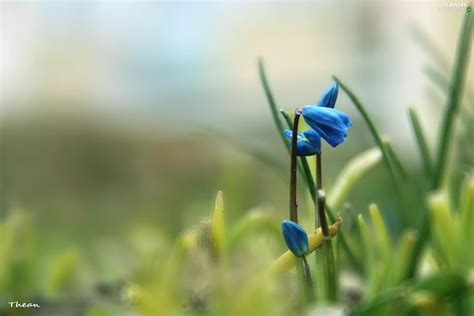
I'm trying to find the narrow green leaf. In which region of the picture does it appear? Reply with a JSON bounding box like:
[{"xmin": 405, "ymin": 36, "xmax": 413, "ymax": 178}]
[
  {"xmin": 396, "ymin": 230, "xmax": 417, "ymax": 284},
  {"xmin": 358, "ymin": 214, "xmax": 377, "ymax": 298},
  {"xmin": 211, "ymin": 191, "xmax": 225, "ymax": 260},
  {"xmin": 428, "ymin": 192, "xmax": 459, "ymax": 268},
  {"xmin": 48, "ymin": 249, "xmax": 78, "ymax": 295},
  {"xmin": 408, "ymin": 107, "xmax": 434, "ymax": 178},
  {"xmin": 321, "ymin": 238, "xmax": 337, "ymax": 301},
  {"xmin": 333, "ymin": 76, "xmax": 402, "ymax": 189},
  {"xmin": 279, "ymin": 109, "xmax": 293, "ymax": 130},
  {"xmin": 258, "ymin": 59, "xmax": 288, "ymax": 152},
  {"xmin": 459, "ymin": 175, "xmax": 474, "ymax": 251},
  {"xmin": 407, "ymin": 10, "xmax": 473, "ymax": 280},
  {"xmin": 327, "ymin": 147, "xmax": 382, "ymax": 210},
  {"xmin": 349, "ymin": 271, "xmax": 470, "ymax": 316},
  {"xmin": 382, "ymin": 138, "xmax": 407, "ymax": 180},
  {"xmin": 369, "ymin": 204, "xmax": 392, "ymax": 269},
  {"xmin": 412, "ymin": 271, "xmax": 469, "ymax": 299},
  {"xmin": 348, "ymin": 287, "xmax": 404, "ymax": 316},
  {"xmin": 433, "ymin": 11, "xmax": 472, "ymax": 189},
  {"xmin": 423, "ymin": 65, "xmax": 474, "ymax": 115},
  {"xmin": 258, "ymin": 61, "xmax": 314, "ymax": 199}
]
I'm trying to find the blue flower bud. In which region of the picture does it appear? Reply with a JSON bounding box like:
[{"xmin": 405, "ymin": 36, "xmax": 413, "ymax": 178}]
[
  {"xmin": 316, "ymin": 81, "xmax": 339, "ymax": 108},
  {"xmin": 281, "ymin": 220, "xmax": 309, "ymax": 257},
  {"xmin": 283, "ymin": 129, "xmax": 321, "ymax": 156},
  {"xmin": 302, "ymin": 106, "xmax": 352, "ymax": 147}
]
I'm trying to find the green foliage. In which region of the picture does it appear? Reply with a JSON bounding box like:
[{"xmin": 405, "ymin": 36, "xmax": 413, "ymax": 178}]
[
  {"xmin": 328, "ymin": 148, "xmax": 381, "ymax": 211},
  {"xmin": 432, "ymin": 9, "xmax": 472, "ymax": 190},
  {"xmin": 47, "ymin": 249, "xmax": 79, "ymax": 295},
  {"xmin": 0, "ymin": 210, "xmax": 37, "ymax": 300},
  {"xmin": 429, "ymin": 175, "xmax": 474, "ymax": 270},
  {"xmin": 333, "ymin": 76, "xmax": 403, "ymax": 190},
  {"xmin": 408, "ymin": 107, "xmax": 433, "ymax": 179}
]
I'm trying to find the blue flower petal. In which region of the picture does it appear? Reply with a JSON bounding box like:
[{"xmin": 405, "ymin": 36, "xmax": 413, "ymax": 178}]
[
  {"xmin": 283, "ymin": 129, "xmax": 293, "ymax": 139},
  {"xmin": 334, "ymin": 109, "xmax": 352, "ymax": 127},
  {"xmin": 302, "ymin": 106, "xmax": 351, "ymax": 147},
  {"xmin": 316, "ymin": 81, "xmax": 339, "ymax": 108},
  {"xmin": 302, "ymin": 129, "xmax": 321, "ymax": 146},
  {"xmin": 281, "ymin": 220, "xmax": 309, "ymax": 257},
  {"xmin": 304, "ymin": 107, "xmax": 348, "ymax": 131},
  {"xmin": 283, "ymin": 129, "xmax": 321, "ymax": 156}
]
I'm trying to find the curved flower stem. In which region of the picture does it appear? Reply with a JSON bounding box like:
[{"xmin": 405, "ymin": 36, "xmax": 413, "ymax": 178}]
[
  {"xmin": 280, "ymin": 109, "xmax": 360, "ymax": 271},
  {"xmin": 289, "ymin": 110, "xmax": 301, "ymax": 223},
  {"xmin": 280, "ymin": 109, "xmax": 317, "ymax": 198},
  {"xmin": 288, "ymin": 109, "xmax": 309, "ymax": 304}
]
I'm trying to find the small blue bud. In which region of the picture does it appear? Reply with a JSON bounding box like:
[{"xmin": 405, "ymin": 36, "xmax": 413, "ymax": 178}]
[
  {"xmin": 283, "ymin": 129, "xmax": 321, "ymax": 156},
  {"xmin": 316, "ymin": 81, "xmax": 339, "ymax": 108},
  {"xmin": 281, "ymin": 220, "xmax": 309, "ymax": 257},
  {"xmin": 302, "ymin": 106, "xmax": 352, "ymax": 147}
]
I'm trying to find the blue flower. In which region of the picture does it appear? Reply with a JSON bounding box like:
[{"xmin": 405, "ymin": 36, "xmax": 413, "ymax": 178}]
[
  {"xmin": 281, "ymin": 220, "xmax": 309, "ymax": 257},
  {"xmin": 316, "ymin": 81, "xmax": 339, "ymax": 108},
  {"xmin": 302, "ymin": 106, "xmax": 352, "ymax": 147},
  {"xmin": 283, "ymin": 129, "xmax": 321, "ymax": 156}
]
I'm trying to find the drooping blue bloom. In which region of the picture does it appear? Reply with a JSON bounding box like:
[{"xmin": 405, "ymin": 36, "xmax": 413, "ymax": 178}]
[
  {"xmin": 302, "ymin": 106, "xmax": 352, "ymax": 147},
  {"xmin": 281, "ymin": 220, "xmax": 309, "ymax": 257},
  {"xmin": 283, "ymin": 129, "xmax": 321, "ymax": 156},
  {"xmin": 316, "ymin": 81, "xmax": 339, "ymax": 108}
]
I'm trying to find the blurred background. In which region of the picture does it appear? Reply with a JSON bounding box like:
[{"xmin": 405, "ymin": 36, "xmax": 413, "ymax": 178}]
[{"xmin": 0, "ymin": 1, "xmax": 472, "ymax": 310}]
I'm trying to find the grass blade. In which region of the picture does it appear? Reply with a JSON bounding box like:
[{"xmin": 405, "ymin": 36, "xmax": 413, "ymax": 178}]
[
  {"xmin": 369, "ymin": 204, "xmax": 392, "ymax": 269},
  {"xmin": 428, "ymin": 192, "xmax": 458, "ymax": 268},
  {"xmin": 358, "ymin": 214, "xmax": 377, "ymax": 297},
  {"xmin": 333, "ymin": 76, "xmax": 402, "ymax": 189},
  {"xmin": 383, "ymin": 139, "xmax": 407, "ymax": 180},
  {"xmin": 423, "ymin": 65, "xmax": 474, "ymax": 113},
  {"xmin": 211, "ymin": 191, "xmax": 225, "ymax": 260},
  {"xmin": 406, "ymin": 10, "xmax": 473, "ymax": 279},
  {"xmin": 328, "ymin": 147, "xmax": 382, "ymax": 210},
  {"xmin": 408, "ymin": 107, "xmax": 434, "ymax": 178},
  {"xmin": 460, "ymin": 175, "xmax": 474, "ymax": 247},
  {"xmin": 258, "ymin": 58, "xmax": 288, "ymax": 152},
  {"xmin": 396, "ymin": 230, "xmax": 417, "ymax": 284},
  {"xmin": 432, "ymin": 10, "xmax": 472, "ymax": 189},
  {"xmin": 258, "ymin": 60, "xmax": 315, "ymax": 196}
]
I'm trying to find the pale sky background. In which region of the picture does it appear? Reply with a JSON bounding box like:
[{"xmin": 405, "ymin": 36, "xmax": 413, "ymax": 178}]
[{"xmin": 1, "ymin": 1, "xmax": 471, "ymax": 153}]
